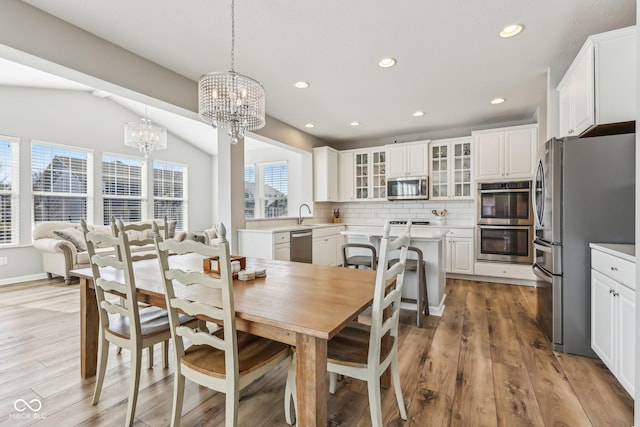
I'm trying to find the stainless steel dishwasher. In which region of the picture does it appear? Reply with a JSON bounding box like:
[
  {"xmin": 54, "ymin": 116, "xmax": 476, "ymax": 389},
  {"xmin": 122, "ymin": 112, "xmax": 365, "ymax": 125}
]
[{"xmin": 290, "ymin": 229, "xmax": 312, "ymax": 263}]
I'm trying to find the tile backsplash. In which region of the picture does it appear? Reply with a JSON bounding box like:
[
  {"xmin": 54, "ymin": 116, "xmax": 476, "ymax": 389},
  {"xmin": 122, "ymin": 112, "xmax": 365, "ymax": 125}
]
[{"xmin": 314, "ymin": 200, "xmax": 475, "ymax": 227}]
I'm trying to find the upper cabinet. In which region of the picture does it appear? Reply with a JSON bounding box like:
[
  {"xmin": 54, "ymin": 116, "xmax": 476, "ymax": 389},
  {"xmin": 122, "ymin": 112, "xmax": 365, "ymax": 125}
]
[
  {"xmin": 386, "ymin": 141, "xmax": 428, "ymax": 178},
  {"xmin": 473, "ymin": 124, "xmax": 538, "ymax": 181},
  {"xmin": 353, "ymin": 148, "xmax": 387, "ymax": 200},
  {"xmin": 338, "ymin": 151, "xmax": 355, "ymax": 202},
  {"xmin": 429, "ymin": 137, "xmax": 473, "ymax": 200},
  {"xmin": 313, "ymin": 147, "xmax": 339, "ymax": 202},
  {"xmin": 557, "ymin": 26, "xmax": 636, "ymax": 138}
]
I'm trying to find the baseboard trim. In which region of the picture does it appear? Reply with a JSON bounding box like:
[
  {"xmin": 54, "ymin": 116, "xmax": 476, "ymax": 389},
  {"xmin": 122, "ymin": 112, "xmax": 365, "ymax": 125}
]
[
  {"xmin": 428, "ymin": 293, "xmax": 446, "ymax": 317},
  {"xmin": 0, "ymin": 273, "xmax": 48, "ymax": 287},
  {"xmin": 447, "ymin": 273, "xmax": 537, "ymax": 287}
]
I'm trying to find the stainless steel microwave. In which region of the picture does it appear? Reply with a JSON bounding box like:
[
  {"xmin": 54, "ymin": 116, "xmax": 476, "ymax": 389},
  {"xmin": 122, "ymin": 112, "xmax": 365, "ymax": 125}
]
[{"xmin": 387, "ymin": 176, "xmax": 429, "ymax": 200}]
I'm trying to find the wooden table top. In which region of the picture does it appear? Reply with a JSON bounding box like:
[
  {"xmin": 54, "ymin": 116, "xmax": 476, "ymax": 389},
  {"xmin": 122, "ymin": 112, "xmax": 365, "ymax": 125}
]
[{"xmin": 72, "ymin": 254, "xmax": 379, "ymax": 340}]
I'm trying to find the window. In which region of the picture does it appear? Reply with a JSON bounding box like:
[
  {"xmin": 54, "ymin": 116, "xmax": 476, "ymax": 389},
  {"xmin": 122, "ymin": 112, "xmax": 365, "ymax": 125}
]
[
  {"xmin": 153, "ymin": 161, "xmax": 187, "ymax": 230},
  {"xmin": 0, "ymin": 136, "xmax": 19, "ymax": 246},
  {"xmin": 32, "ymin": 142, "xmax": 93, "ymax": 225},
  {"xmin": 102, "ymin": 154, "xmax": 146, "ymax": 225},
  {"xmin": 244, "ymin": 161, "xmax": 288, "ymax": 219}
]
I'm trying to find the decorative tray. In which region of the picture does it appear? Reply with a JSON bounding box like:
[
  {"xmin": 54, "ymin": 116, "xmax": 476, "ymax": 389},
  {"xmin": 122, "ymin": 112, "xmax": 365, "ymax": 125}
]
[{"xmin": 203, "ymin": 256, "xmax": 246, "ymax": 279}]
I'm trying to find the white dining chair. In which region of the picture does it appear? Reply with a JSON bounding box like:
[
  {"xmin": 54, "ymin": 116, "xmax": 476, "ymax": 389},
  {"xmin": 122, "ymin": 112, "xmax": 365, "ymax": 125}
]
[
  {"xmin": 111, "ymin": 215, "xmax": 169, "ymax": 364},
  {"xmin": 285, "ymin": 221, "xmax": 411, "ymax": 427},
  {"xmin": 80, "ymin": 219, "xmax": 198, "ymax": 427},
  {"xmin": 153, "ymin": 222, "xmax": 291, "ymax": 427}
]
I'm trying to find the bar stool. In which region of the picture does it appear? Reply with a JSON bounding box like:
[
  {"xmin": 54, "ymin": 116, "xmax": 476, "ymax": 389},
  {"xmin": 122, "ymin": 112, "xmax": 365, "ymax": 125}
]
[
  {"xmin": 342, "ymin": 243, "xmax": 377, "ymax": 270},
  {"xmin": 389, "ymin": 246, "xmax": 428, "ymax": 327}
]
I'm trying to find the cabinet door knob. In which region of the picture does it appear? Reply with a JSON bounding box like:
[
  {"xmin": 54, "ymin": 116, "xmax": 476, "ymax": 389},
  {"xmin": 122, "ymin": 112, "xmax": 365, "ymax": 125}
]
[
  {"xmin": 613, "ymin": 291, "xmax": 619, "ymax": 297},
  {"xmin": 568, "ymin": 129, "xmax": 574, "ymax": 134},
  {"xmin": 611, "ymin": 266, "xmax": 618, "ymax": 271},
  {"xmin": 609, "ymin": 288, "xmax": 615, "ymax": 294}
]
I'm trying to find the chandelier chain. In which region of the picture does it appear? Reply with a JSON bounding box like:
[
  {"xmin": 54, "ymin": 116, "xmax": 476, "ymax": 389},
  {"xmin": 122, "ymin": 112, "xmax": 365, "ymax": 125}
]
[{"xmin": 231, "ymin": 0, "xmax": 235, "ymax": 71}]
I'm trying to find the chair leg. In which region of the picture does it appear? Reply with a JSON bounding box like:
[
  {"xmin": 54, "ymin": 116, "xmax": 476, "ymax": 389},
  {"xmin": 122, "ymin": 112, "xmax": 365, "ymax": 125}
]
[
  {"xmin": 92, "ymin": 336, "xmax": 110, "ymax": 404},
  {"xmin": 171, "ymin": 367, "xmax": 185, "ymax": 427},
  {"xmin": 366, "ymin": 376, "xmax": 383, "ymax": 427},
  {"xmin": 391, "ymin": 353, "xmax": 407, "ymax": 420},
  {"xmin": 147, "ymin": 344, "xmax": 154, "ymax": 369},
  {"xmin": 329, "ymin": 371, "xmax": 338, "ymax": 394},
  {"xmin": 225, "ymin": 388, "xmax": 239, "ymax": 427},
  {"xmin": 125, "ymin": 347, "xmax": 142, "ymax": 427},
  {"xmin": 162, "ymin": 341, "xmax": 169, "ymax": 368},
  {"xmin": 284, "ymin": 354, "xmax": 297, "ymax": 425}
]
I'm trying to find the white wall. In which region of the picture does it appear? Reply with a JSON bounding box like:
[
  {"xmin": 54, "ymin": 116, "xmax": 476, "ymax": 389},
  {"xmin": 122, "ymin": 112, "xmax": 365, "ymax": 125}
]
[
  {"xmin": 0, "ymin": 86, "xmax": 213, "ymax": 283},
  {"xmin": 635, "ymin": 0, "xmax": 640, "ymax": 422}
]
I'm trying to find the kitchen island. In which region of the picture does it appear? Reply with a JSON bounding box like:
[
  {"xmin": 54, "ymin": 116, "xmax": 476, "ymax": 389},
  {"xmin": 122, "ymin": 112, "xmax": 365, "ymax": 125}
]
[{"xmin": 342, "ymin": 225, "xmax": 449, "ymax": 316}]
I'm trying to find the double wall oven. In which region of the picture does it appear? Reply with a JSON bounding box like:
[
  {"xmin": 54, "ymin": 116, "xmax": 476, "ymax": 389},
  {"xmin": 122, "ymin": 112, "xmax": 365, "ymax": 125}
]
[{"xmin": 476, "ymin": 181, "xmax": 534, "ymax": 264}]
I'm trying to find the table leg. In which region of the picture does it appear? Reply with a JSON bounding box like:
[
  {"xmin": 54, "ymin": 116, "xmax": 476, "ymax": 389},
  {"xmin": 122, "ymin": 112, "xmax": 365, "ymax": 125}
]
[
  {"xmin": 80, "ymin": 277, "xmax": 99, "ymax": 378},
  {"xmin": 296, "ymin": 334, "xmax": 327, "ymax": 427}
]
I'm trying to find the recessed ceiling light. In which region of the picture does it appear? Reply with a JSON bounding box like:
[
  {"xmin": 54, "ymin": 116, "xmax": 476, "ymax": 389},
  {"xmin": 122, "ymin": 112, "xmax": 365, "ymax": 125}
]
[
  {"xmin": 491, "ymin": 97, "xmax": 506, "ymax": 105},
  {"xmin": 294, "ymin": 81, "xmax": 310, "ymax": 89},
  {"xmin": 304, "ymin": 123, "xmax": 314, "ymax": 128},
  {"xmin": 412, "ymin": 111, "xmax": 425, "ymax": 117},
  {"xmin": 378, "ymin": 58, "xmax": 397, "ymax": 68},
  {"xmin": 350, "ymin": 121, "xmax": 360, "ymax": 126},
  {"xmin": 499, "ymin": 24, "xmax": 524, "ymax": 38}
]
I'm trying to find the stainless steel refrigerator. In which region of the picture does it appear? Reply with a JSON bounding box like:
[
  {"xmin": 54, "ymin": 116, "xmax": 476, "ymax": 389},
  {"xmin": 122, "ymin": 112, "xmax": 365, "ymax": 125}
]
[{"xmin": 532, "ymin": 134, "xmax": 635, "ymax": 357}]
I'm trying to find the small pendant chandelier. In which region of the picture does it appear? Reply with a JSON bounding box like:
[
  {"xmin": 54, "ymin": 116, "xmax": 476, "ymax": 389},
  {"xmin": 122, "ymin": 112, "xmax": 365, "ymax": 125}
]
[
  {"xmin": 198, "ymin": 0, "xmax": 266, "ymax": 144},
  {"xmin": 124, "ymin": 106, "xmax": 167, "ymax": 157}
]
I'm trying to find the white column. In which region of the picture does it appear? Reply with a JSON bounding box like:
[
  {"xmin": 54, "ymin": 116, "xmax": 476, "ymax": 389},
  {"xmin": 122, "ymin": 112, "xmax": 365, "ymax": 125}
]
[{"xmin": 216, "ymin": 130, "xmax": 246, "ymax": 253}]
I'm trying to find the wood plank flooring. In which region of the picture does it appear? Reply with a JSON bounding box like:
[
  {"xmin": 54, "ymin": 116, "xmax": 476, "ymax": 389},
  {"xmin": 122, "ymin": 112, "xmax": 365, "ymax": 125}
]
[{"xmin": 0, "ymin": 277, "xmax": 633, "ymax": 426}]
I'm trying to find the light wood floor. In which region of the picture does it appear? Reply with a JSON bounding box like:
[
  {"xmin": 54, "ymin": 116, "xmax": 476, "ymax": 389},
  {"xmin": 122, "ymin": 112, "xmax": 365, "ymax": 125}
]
[{"xmin": 0, "ymin": 277, "xmax": 633, "ymax": 426}]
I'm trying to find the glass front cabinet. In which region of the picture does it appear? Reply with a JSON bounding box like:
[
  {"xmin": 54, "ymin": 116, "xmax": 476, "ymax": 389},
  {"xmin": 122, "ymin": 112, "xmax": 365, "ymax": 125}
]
[
  {"xmin": 354, "ymin": 148, "xmax": 386, "ymax": 200},
  {"xmin": 429, "ymin": 138, "xmax": 473, "ymax": 200}
]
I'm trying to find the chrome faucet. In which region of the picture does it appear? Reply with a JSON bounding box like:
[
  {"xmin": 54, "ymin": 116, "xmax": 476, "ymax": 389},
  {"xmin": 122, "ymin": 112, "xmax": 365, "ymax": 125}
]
[{"xmin": 298, "ymin": 203, "xmax": 312, "ymax": 225}]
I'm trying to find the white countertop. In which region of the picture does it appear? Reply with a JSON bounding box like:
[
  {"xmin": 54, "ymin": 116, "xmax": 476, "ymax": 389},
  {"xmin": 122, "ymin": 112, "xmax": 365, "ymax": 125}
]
[
  {"xmin": 341, "ymin": 225, "xmax": 448, "ymax": 240},
  {"xmin": 589, "ymin": 243, "xmax": 635, "ymax": 263},
  {"xmin": 237, "ymin": 223, "xmax": 343, "ymax": 233}
]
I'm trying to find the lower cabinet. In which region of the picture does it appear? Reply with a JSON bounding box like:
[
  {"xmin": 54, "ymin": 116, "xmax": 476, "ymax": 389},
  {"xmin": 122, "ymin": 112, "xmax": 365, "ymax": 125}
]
[
  {"xmin": 237, "ymin": 230, "xmax": 290, "ymax": 261},
  {"xmin": 312, "ymin": 226, "xmax": 344, "ymax": 266},
  {"xmin": 590, "ymin": 245, "xmax": 635, "ymax": 397},
  {"xmin": 445, "ymin": 229, "xmax": 474, "ymax": 274}
]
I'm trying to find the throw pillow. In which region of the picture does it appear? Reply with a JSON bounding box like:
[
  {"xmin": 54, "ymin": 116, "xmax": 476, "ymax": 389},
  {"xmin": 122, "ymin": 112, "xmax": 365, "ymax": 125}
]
[
  {"xmin": 167, "ymin": 220, "xmax": 177, "ymax": 238},
  {"xmin": 53, "ymin": 227, "xmax": 87, "ymax": 252}
]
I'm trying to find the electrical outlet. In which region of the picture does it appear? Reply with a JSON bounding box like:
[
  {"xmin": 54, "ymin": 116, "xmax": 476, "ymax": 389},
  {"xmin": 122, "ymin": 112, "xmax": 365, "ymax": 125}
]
[{"xmin": 0, "ymin": 257, "xmax": 7, "ymax": 266}]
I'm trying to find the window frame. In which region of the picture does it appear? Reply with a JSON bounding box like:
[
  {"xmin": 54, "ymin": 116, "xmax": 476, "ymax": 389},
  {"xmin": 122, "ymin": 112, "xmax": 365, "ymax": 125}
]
[
  {"xmin": 0, "ymin": 135, "xmax": 20, "ymax": 247},
  {"xmin": 244, "ymin": 160, "xmax": 288, "ymax": 219},
  {"xmin": 101, "ymin": 152, "xmax": 148, "ymax": 225},
  {"xmin": 31, "ymin": 140, "xmax": 94, "ymax": 227},
  {"xmin": 152, "ymin": 160, "xmax": 188, "ymax": 231}
]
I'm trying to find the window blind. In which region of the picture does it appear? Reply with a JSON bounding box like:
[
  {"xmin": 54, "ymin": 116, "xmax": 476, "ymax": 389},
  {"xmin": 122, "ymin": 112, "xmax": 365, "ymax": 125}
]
[
  {"xmin": 153, "ymin": 161, "xmax": 187, "ymax": 230},
  {"xmin": 102, "ymin": 154, "xmax": 145, "ymax": 224},
  {"xmin": 0, "ymin": 136, "xmax": 19, "ymax": 245}
]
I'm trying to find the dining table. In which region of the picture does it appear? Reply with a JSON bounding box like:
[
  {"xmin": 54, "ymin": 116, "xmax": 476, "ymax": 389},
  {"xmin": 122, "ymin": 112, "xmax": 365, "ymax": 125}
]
[{"xmin": 71, "ymin": 254, "xmax": 390, "ymax": 427}]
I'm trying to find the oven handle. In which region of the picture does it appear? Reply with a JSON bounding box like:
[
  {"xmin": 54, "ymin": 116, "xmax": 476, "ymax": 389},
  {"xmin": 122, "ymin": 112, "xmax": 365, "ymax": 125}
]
[
  {"xmin": 478, "ymin": 225, "xmax": 532, "ymax": 230},
  {"xmin": 479, "ymin": 188, "xmax": 530, "ymax": 194},
  {"xmin": 533, "ymin": 238, "xmax": 552, "ymax": 253},
  {"xmin": 532, "ymin": 264, "xmax": 554, "ymax": 283}
]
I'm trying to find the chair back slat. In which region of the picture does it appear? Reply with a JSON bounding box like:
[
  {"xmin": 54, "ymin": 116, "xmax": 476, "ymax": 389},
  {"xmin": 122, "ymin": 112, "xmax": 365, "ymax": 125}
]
[
  {"xmin": 368, "ymin": 221, "xmax": 411, "ymax": 368},
  {"xmin": 100, "ymin": 300, "xmax": 130, "ymax": 317},
  {"xmin": 176, "ymin": 326, "xmax": 227, "ymax": 351},
  {"xmin": 81, "ymin": 219, "xmax": 142, "ymax": 340},
  {"xmin": 111, "ymin": 216, "xmax": 168, "ymax": 262},
  {"xmin": 154, "ymin": 222, "xmax": 240, "ymax": 384}
]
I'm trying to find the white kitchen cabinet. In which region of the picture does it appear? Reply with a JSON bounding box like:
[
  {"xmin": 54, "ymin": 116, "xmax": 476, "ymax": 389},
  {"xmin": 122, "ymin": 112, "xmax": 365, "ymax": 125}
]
[
  {"xmin": 353, "ymin": 148, "xmax": 386, "ymax": 201},
  {"xmin": 338, "ymin": 151, "xmax": 354, "ymax": 201},
  {"xmin": 473, "ymin": 124, "xmax": 537, "ymax": 181},
  {"xmin": 238, "ymin": 230, "xmax": 291, "ymax": 260},
  {"xmin": 386, "ymin": 141, "xmax": 428, "ymax": 178},
  {"xmin": 429, "ymin": 138, "xmax": 472, "ymax": 200},
  {"xmin": 445, "ymin": 228, "xmax": 474, "ymax": 274},
  {"xmin": 557, "ymin": 26, "xmax": 636, "ymax": 138},
  {"xmin": 313, "ymin": 146, "xmax": 338, "ymax": 202},
  {"xmin": 312, "ymin": 226, "xmax": 343, "ymax": 266},
  {"xmin": 590, "ymin": 244, "xmax": 635, "ymax": 396}
]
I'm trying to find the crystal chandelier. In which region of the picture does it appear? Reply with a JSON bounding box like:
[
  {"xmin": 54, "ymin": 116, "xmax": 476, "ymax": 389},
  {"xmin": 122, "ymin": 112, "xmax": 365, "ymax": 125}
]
[
  {"xmin": 198, "ymin": 0, "xmax": 265, "ymax": 144},
  {"xmin": 124, "ymin": 106, "xmax": 167, "ymax": 157}
]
